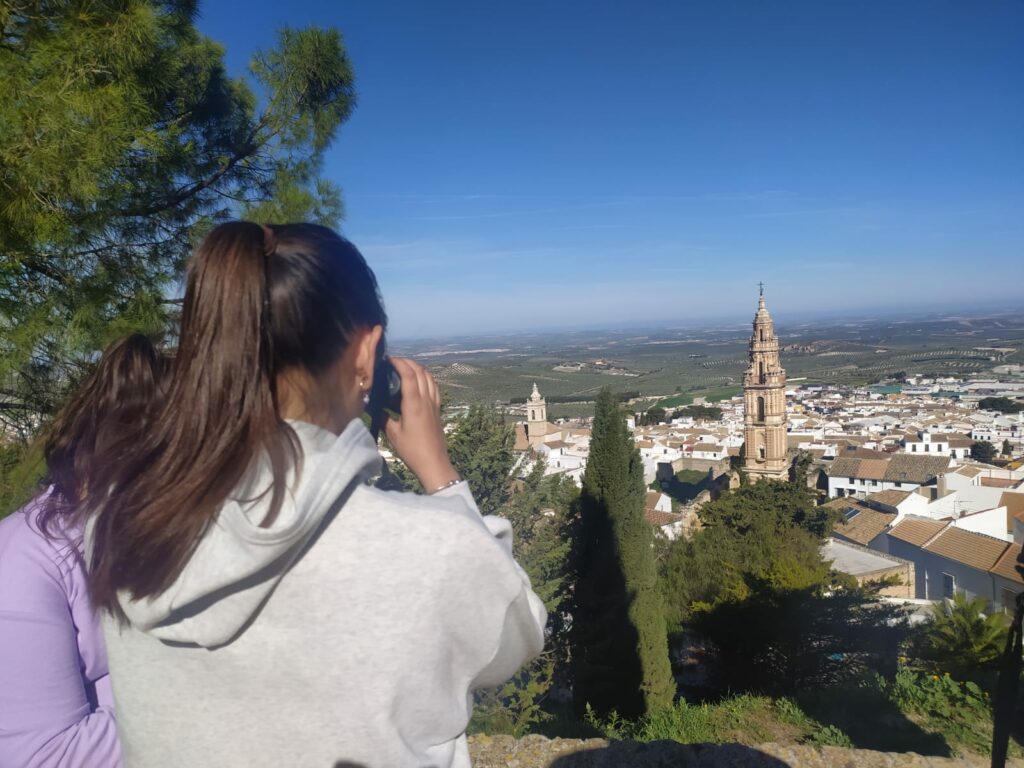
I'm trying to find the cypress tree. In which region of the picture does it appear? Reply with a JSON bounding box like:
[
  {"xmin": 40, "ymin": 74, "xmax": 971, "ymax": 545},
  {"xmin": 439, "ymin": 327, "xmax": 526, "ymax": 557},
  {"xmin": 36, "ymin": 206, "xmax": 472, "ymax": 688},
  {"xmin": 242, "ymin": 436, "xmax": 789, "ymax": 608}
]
[{"xmin": 572, "ymin": 388, "xmax": 675, "ymax": 717}]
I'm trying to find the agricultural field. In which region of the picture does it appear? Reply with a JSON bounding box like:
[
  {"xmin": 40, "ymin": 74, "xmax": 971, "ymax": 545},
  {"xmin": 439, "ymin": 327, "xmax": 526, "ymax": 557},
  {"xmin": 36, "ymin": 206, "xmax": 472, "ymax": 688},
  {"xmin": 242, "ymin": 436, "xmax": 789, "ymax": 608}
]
[{"xmin": 392, "ymin": 309, "xmax": 1024, "ymax": 418}]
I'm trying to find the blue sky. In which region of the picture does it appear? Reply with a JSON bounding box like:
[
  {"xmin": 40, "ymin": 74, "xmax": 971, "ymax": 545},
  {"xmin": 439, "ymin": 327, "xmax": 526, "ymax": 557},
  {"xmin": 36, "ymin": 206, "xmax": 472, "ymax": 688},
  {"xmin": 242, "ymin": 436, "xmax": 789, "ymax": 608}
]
[{"xmin": 198, "ymin": 1, "xmax": 1024, "ymax": 339}]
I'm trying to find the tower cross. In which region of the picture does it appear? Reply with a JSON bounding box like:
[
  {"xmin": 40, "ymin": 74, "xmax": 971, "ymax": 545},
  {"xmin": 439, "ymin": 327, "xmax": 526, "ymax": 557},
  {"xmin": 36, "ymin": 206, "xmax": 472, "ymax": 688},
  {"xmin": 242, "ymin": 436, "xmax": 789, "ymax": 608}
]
[{"xmin": 758, "ymin": 281, "xmax": 764, "ymax": 296}]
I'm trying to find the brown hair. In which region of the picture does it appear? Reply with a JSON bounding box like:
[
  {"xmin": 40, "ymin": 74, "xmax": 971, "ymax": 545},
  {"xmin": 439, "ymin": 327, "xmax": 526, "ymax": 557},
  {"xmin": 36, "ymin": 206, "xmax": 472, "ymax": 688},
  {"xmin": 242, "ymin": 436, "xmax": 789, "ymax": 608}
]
[
  {"xmin": 40, "ymin": 333, "xmax": 168, "ymax": 538},
  {"xmin": 87, "ymin": 221, "xmax": 387, "ymax": 615}
]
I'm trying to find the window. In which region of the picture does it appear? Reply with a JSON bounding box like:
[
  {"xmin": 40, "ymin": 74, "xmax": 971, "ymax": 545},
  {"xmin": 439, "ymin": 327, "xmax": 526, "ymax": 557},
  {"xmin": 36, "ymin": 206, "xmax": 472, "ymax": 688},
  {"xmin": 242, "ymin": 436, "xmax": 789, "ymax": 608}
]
[
  {"xmin": 758, "ymin": 445, "xmax": 766, "ymax": 460},
  {"xmin": 925, "ymin": 444, "xmax": 930, "ymax": 452},
  {"xmin": 757, "ymin": 396, "xmax": 765, "ymax": 421},
  {"xmin": 895, "ymin": 481, "xmax": 902, "ymax": 488},
  {"xmin": 1002, "ymin": 588, "xmax": 1018, "ymax": 614},
  {"xmin": 871, "ymin": 480, "xmax": 878, "ymax": 486},
  {"xmin": 911, "ymin": 444, "xmax": 917, "ymax": 452},
  {"xmin": 942, "ymin": 573, "xmax": 955, "ymax": 600},
  {"xmin": 530, "ymin": 409, "xmax": 535, "ymax": 420}
]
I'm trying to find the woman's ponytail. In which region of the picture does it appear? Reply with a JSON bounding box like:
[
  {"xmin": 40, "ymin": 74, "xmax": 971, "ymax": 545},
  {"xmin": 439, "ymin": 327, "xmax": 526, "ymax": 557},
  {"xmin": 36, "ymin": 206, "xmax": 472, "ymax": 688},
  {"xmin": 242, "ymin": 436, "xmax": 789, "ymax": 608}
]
[{"xmin": 88, "ymin": 222, "xmax": 300, "ymax": 614}]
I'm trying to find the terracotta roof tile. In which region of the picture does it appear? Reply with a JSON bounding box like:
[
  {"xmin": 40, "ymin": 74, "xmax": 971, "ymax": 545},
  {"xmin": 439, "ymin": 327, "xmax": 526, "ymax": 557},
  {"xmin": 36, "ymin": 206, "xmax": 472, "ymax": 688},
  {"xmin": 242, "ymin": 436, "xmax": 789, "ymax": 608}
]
[
  {"xmin": 956, "ymin": 465, "xmax": 985, "ymax": 478},
  {"xmin": 832, "ymin": 508, "xmax": 897, "ymax": 547},
  {"xmin": 867, "ymin": 489, "xmax": 913, "ymax": 508},
  {"xmin": 827, "ymin": 457, "xmax": 862, "ymax": 479},
  {"xmin": 883, "ymin": 454, "xmax": 951, "ymax": 484},
  {"xmin": 888, "ymin": 516, "xmax": 948, "ymax": 547},
  {"xmin": 924, "ymin": 527, "xmax": 1010, "ymax": 572},
  {"xmin": 859, "ymin": 459, "xmax": 890, "ymax": 481},
  {"xmin": 981, "ymin": 477, "xmax": 1017, "ymax": 489},
  {"xmin": 513, "ymin": 422, "xmax": 529, "ymax": 451},
  {"xmin": 999, "ymin": 492, "xmax": 1024, "ymax": 532},
  {"xmin": 990, "ymin": 544, "xmax": 1024, "ymax": 585},
  {"xmin": 692, "ymin": 442, "xmax": 721, "ymax": 452},
  {"xmin": 645, "ymin": 509, "xmax": 683, "ymax": 527}
]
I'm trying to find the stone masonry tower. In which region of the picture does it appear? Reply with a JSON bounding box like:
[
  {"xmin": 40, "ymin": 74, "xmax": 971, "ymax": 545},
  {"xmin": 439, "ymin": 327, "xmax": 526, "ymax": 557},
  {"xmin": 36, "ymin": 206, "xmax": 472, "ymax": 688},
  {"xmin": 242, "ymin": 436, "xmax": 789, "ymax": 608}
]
[
  {"xmin": 743, "ymin": 286, "xmax": 789, "ymax": 480},
  {"xmin": 527, "ymin": 383, "xmax": 547, "ymax": 442}
]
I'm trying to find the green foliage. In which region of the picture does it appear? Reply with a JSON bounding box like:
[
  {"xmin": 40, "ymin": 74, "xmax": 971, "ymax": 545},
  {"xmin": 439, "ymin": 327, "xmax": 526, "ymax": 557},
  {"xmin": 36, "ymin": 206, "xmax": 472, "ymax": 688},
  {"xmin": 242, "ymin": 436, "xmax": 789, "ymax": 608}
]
[
  {"xmin": 0, "ymin": 438, "xmax": 45, "ymax": 519},
  {"xmin": 660, "ymin": 480, "xmax": 836, "ymax": 629},
  {"xmin": 470, "ymin": 657, "xmax": 554, "ymax": 738},
  {"xmin": 0, "ymin": 1, "xmax": 356, "ymax": 509},
  {"xmin": 636, "ymin": 406, "xmax": 666, "ymax": 426},
  {"xmin": 693, "ymin": 578, "xmax": 909, "ymax": 695},
  {"xmin": 979, "ymin": 397, "xmax": 1024, "ymax": 415},
  {"xmin": 883, "ymin": 668, "xmax": 1000, "ymax": 756},
  {"xmin": 572, "ymin": 388, "xmax": 675, "ymax": 718},
  {"xmin": 789, "ymin": 450, "xmax": 815, "ymax": 486},
  {"xmin": 804, "ymin": 724, "xmax": 855, "ymax": 749},
  {"xmin": 585, "ymin": 695, "xmax": 853, "ymax": 748},
  {"xmin": 699, "ymin": 480, "xmax": 834, "ymax": 539},
  {"xmin": 654, "ymin": 393, "xmax": 693, "ymax": 409},
  {"xmin": 674, "ymin": 469, "xmax": 706, "ymax": 485},
  {"xmin": 470, "ymin": 458, "xmax": 579, "ymax": 736},
  {"xmin": 1003, "ymin": 439, "xmax": 1013, "ymax": 457},
  {"xmin": 677, "ymin": 404, "xmax": 723, "ymax": 422},
  {"xmin": 656, "ymin": 468, "xmax": 708, "ymax": 508},
  {"xmin": 970, "ymin": 440, "xmax": 998, "ymax": 463},
  {"xmin": 446, "ymin": 405, "xmax": 514, "ymax": 517},
  {"xmin": 914, "ymin": 593, "xmax": 1010, "ymax": 678}
]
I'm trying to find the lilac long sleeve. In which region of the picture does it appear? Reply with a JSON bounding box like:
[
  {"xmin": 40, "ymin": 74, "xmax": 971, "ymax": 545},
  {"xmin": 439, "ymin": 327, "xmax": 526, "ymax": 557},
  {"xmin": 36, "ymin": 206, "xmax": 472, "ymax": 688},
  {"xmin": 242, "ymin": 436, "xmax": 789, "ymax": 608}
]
[{"xmin": 0, "ymin": 497, "xmax": 121, "ymax": 768}]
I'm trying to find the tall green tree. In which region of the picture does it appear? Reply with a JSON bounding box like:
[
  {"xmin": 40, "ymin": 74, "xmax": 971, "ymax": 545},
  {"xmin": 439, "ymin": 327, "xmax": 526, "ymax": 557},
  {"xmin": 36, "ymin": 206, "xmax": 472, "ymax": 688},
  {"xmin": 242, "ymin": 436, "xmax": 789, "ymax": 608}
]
[
  {"xmin": 0, "ymin": 1, "xmax": 356, "ymax": 505},
  {"xmin": 979, "ymin": 397, "xmax": 1023, "ymax": 415},
  {"xmin": 971, "ymin": 441, "xmax": 998, "ymax": 464},
  {"xmin": 446, "ymin": 405, "xmax": 515, "ymax": 516},
  {"xmin": 471, "ymin": 459, "xmax": 579, "ymax": 736},
  {"xmin": 571, "ymin": 388, "xmax": 675, "ymax": 717},
  {"xmin": 660, "ymin": 480, "xmax": 831, "ymax": 630}
]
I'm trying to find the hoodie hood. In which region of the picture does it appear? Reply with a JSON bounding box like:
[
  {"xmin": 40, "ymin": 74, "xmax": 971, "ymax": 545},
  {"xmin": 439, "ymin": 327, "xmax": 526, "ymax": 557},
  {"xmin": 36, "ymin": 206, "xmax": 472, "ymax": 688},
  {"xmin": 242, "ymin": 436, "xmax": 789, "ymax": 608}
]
[{"xmin": 115, "ymin": 418, "xmax": 382, "ymax": 648}]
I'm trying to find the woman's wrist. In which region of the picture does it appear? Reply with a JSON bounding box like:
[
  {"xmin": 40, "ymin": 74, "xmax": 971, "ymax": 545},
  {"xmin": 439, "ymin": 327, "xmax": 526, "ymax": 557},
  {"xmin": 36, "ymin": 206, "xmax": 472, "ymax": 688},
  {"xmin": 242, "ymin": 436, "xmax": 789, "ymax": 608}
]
[
  {"xmin": 416, "ymin": 461, "xmax": 461, "ymax": 494},
  {"xmin": 428, "ymin": 477, "xmax": 464, "ymax": 494}
]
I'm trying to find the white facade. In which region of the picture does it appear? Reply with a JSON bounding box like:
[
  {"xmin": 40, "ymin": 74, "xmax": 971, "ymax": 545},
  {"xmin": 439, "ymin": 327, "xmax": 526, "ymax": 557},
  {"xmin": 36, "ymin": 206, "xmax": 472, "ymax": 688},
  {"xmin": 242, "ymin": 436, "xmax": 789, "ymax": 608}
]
[
  {"xmin": 904, "ymin": 432, "xmax": 950, "ymax": 457},
  {"xmin": 951, "ymin": 506, "xmax": 1011, "ymax": 542}
]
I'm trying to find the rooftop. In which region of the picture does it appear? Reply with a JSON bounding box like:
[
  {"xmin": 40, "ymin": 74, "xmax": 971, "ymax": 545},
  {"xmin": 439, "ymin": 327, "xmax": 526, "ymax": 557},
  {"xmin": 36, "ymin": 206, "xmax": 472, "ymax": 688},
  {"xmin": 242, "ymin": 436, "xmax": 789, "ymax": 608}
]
[
  {"xmin": 925, "ymin": 526, "xmax": 1010, "ymax": 573},
  {"xmin": 823, "ymin": 538, "xmax": 908, "ymax": 578},
  {"xmin": 831, "ymin": 505, "xmax": 897, "ymax": 546},
  {"xmin": 887, "ymin": 515, "xmax": 948, "ymax": 547}
]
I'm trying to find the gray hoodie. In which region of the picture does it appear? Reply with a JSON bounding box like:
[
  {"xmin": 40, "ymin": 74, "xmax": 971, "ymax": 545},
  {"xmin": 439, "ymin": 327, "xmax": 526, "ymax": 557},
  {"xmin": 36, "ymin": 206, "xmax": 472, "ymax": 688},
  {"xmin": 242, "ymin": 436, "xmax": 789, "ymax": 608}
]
[{"xmin": 95, "ymin": 419, "xmax": 546, "ymax": 768}]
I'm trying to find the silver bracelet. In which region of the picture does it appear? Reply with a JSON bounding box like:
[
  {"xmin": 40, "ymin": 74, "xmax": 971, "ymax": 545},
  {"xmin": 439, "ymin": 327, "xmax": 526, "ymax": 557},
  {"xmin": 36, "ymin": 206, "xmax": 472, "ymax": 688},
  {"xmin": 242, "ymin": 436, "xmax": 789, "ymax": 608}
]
[{"xmin": 430, "ymin": 478, "xmax": 464, "ymax": 494}]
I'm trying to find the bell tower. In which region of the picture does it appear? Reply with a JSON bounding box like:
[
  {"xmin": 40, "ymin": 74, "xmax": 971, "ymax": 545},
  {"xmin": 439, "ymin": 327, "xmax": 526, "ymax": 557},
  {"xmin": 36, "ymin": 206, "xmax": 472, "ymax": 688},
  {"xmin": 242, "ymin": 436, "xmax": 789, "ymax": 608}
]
[
  {"xmin": 743, "ymin": 285, "xmax": 789, "ymax": 480},
  {"xmin": 527, "ymin": 383, "xmax": 547, "ymax": 443}
]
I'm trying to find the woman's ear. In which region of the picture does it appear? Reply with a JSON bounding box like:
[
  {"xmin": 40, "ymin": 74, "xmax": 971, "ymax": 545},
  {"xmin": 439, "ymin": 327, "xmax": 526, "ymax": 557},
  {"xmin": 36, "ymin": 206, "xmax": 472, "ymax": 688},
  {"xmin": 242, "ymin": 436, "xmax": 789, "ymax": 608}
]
[{"xmin": 354, "ymin": 325, "xmax": 385, "ymax": 388}]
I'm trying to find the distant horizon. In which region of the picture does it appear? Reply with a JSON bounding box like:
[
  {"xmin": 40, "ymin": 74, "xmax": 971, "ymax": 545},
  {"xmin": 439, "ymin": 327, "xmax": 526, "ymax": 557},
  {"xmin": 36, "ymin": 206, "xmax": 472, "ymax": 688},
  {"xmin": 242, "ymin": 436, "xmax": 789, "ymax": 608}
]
[{"xmin": 388, "ymin": 302, "xmax": 1024, "ymax": 344}]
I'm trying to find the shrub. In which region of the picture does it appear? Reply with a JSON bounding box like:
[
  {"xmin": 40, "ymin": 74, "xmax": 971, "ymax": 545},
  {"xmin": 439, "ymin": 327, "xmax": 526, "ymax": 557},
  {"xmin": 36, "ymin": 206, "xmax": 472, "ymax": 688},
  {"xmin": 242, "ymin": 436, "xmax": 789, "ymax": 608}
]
[
  {"xmin": 585, "ymin": 695, "xmax": 854, "ymax": 748},
  {"xmin": 915, "ymin": 593, "xmax": 1009, "ymax": 678},
  {"xmin": 885, "ymin": 668, "xmax": 994, "ymax": 756}
]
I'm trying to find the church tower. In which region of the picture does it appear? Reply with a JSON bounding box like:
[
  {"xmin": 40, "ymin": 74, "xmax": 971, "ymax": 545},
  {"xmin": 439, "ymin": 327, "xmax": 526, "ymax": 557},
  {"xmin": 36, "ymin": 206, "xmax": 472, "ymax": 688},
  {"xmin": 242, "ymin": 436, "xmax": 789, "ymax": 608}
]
[
  {"xmin": 527, "ymin": 383, "xmax": 547, "ymax": 444},
  {"xmin": 743, "ymin": 286, "xmax": 789, "ymax": 480}
]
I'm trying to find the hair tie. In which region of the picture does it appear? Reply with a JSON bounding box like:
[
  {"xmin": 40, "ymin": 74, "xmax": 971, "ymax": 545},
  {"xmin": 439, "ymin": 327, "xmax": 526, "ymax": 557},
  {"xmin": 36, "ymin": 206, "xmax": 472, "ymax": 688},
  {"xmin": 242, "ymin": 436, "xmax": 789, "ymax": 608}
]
[{"xmin": 261, "ymin": 224, "xmax": 277, "ymax": 257}]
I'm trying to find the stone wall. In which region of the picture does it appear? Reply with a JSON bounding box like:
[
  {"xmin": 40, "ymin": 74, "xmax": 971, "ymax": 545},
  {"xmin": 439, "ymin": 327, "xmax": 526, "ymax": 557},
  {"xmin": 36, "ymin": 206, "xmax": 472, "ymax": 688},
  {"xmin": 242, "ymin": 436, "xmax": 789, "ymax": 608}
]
[{"xmin": 468, "ymin": 735, "xmax": 1022, "ymax": 767}]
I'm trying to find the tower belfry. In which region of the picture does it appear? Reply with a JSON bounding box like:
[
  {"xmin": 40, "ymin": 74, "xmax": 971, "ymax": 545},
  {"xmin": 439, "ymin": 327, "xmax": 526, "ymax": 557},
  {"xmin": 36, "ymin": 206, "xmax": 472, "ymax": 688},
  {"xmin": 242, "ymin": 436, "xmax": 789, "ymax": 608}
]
[
  {"xmin": 527, "ymin": 382, "xmax": 547, "ymax": 442},
  {"xmin": 743, "ymin": 287, "xmax": 789, "ymax": 480}
]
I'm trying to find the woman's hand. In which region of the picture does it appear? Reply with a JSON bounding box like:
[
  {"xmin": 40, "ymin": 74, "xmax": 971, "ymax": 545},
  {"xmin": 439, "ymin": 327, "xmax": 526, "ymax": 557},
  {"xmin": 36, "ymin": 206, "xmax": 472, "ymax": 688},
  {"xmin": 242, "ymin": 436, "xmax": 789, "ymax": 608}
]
[{"xmin": 384, "ymin": 357, "xmax": 460, "ymax": 493}]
